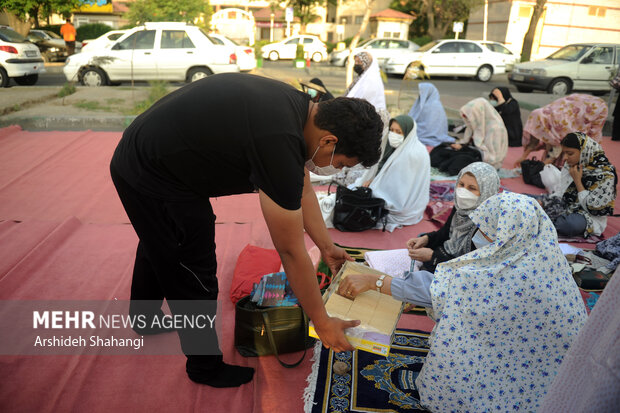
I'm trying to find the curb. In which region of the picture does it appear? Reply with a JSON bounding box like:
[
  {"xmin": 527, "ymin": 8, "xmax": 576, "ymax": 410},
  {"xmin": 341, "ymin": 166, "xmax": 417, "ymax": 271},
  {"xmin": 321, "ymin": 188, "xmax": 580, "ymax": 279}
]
[{"xmin": 0, "ymin": 115, "xmax": 137, "ymax": 131}]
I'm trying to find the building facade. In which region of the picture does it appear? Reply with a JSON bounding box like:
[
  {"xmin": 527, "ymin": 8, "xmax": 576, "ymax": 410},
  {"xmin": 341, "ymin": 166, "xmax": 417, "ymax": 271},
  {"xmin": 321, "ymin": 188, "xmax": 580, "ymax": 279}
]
[{"xmin": 467, "ymin": 0, "xmax": 620, "ymax": 60}]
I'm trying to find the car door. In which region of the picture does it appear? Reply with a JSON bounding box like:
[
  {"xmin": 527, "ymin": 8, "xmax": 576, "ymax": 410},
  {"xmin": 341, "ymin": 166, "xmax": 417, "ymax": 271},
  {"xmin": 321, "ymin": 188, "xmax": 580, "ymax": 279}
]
[
  {"xmin": 156, "ymin": 29, "xmax": 198, "ymax": 81},
  {"xmin": 452, "ymin": 41, "xmax": 485, "ymax": 76},
  {"xmin": 281, "ymin": 37, "xmax": 299, "ymax": 59},
  {"xmin": 364, "ymin": 39, "xmax": 389, "ymax": 61},
  {"xmin": 576, "ymin": 45, "xmax": 617, "ymax": 90},
  {"xmin": 105, "ymin": 30, "xmax": 157, "ymax": 80},
  {"xmin": 423, "ymin": 41, "xmax": 457, "ymax": 75}
]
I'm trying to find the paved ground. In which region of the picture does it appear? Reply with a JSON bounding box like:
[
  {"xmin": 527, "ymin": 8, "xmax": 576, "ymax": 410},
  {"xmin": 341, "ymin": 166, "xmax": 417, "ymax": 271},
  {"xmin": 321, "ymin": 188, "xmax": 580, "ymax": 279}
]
[{"xmin": 0, "ymin": 62, "xmax": 615, "ymax": 131}]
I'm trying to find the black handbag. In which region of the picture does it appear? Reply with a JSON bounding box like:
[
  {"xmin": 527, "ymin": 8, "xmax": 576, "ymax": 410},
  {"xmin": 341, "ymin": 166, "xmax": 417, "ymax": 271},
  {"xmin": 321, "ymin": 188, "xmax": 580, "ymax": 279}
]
[
  {"xmin": 329, "ymin": 183, "xmax": 388, "ymax": 232},
  {"xmin": 234, "ymin": 296, "xmax": 315, "ymax": 368},
  {"xmin": 521, "ymin": 158, "xmax": 545, "ymax": 188}
]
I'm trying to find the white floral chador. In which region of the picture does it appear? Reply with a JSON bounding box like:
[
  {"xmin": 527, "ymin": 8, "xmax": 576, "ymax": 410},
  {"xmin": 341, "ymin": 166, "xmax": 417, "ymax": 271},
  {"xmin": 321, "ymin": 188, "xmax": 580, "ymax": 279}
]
[{"xmin": 416, "ymin": 192, "xmax": 587, "ymax": 412}]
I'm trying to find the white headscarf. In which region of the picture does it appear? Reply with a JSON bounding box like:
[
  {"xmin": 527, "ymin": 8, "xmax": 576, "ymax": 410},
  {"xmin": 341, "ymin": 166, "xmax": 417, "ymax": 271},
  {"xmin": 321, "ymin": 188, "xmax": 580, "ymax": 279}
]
[
  {"xmin": 459, "ymin": 97, "xmax": 508, "ymax": 169},
  {"xmin": 417, "ymin": 192, "xmax": 587, "ymax": 412},
  {"xmin": 367, "ymin": 121, "xmax": 430, "ymax": 232},
  {"xmin": 345, "ymin": 52, "xmax": 386, "ymax": 112}
]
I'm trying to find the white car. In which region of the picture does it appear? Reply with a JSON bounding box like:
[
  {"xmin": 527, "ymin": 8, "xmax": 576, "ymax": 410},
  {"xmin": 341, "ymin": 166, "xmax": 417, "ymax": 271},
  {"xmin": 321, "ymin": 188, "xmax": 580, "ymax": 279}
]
[
  {"xmin": 64, "ymin": 22, "xmax": 239, "ymax": 86},
  {"xmin": 329, "ymin": 38, "xmax": 420, "ymax": 67},
  {"xmin": 480, "ymin": 41, "xmax": 520, "ymax": 72},
  {"xmin": 27, "ymin": 29, "xmax": 82, "ymax": 62},
  {"xmin": 81, "ymin": 30, "xmax": 127, "ymax": 53},
  {"xmin": 262, "ymin": 35, "xmax": 327, "ymax": 62},
  {"xmin": 383, "ymin": 39, "xmax": 513, "ymax": 82},
  {"xmin": 0, "ymin": 25, "xmax": 45, "ymax": 87},
  {"xmin": 208, "ymin": 33, "xmax": 256, "ymax": 71}
]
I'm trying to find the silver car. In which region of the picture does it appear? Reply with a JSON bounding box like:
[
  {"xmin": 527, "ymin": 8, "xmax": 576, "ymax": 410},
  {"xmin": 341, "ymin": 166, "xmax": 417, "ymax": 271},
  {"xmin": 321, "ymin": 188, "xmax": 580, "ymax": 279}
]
[{"xmin": 329, "ymin": 38, "xmax": 419, "ymax": 67}]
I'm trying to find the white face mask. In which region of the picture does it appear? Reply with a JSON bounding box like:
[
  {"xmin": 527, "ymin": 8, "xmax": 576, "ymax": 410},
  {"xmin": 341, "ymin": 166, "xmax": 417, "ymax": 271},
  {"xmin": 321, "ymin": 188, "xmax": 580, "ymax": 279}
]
[
  {"xmin": 455, "ymin": 187, "xmax": 480, "ymax": 210},
  {"xmin": 472, "ymin": 229, "xmax": 492, "ymax": 249},
  {"xmin": 305, "ymin": 145, "xmax": 341, "ymax": 176},
  {"xmin": 387, "ymin": 131, "xmax": 405, "ymax": 148}
]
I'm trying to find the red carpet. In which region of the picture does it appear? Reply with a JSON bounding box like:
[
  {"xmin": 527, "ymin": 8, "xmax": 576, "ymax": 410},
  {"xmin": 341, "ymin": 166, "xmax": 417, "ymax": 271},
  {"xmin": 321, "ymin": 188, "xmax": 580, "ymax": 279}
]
[{"xmin": 0, "ymin": 125, "xmax": 617, "ymax": 412}]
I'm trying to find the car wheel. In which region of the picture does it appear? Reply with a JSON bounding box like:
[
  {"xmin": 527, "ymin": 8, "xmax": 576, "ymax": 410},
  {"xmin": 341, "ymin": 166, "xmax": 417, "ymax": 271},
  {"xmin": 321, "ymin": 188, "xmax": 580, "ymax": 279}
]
[
  {"xmin": 311, "ymin": 52, "xmax": 322, "ymax": 63},
  {"xmin": 516, "ymin": 86, "xmax": 533, "ymax": 93},
  {"xmin": 188, "ymin": 67, "xmax": 212, "ymax": 83},
  {"xmin": 476, "ymin": 65, "xmax": 493, "ymax": 82},
  {"xmin": 0, "ymin": 67, "xmax": 9, "ymax": 88},
  {"xmin": 548, "ymin": 78, "xmax": 572, "ymax": 95},
  {"xmin": 268, "ymin": 51, "xmax": 279, "ymax": 61},
  {"xmin": 81, "ymin": 67, "xmax": 107, "ymax": 87},
  {"xmin": 14, "ymin": 74, "xmax": 38, "ymax": 86}
]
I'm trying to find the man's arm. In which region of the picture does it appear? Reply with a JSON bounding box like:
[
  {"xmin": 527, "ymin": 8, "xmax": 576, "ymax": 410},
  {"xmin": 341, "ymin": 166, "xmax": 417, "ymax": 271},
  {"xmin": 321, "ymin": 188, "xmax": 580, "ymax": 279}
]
[
  {"xmin": 258, "ymin": 190, "xmax": 358, "ymax": 352},
  {"xmin": 300, "ymin": 170, "xmax": 353, "ymax": 275}
]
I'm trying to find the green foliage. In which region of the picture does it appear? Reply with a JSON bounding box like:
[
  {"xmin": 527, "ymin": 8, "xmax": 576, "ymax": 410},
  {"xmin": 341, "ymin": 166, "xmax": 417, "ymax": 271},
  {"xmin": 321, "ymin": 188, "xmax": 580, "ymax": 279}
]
[
  {"xmin": 58, "ymin": 82, "xmax": 76, "ymax": 98},
  {"xmin": 254, "ymin": 39, "xmax": 270, "ymax": 57},
  {"xmin": 295, "ymin": 43, "xmax": 304, "ymax": 60},
  {"xmin": 76, "ymin": 23, "xmax": 113, "ymax": 41},
  {"xmin": 0, "ymin": 0, "xmax": 85, "ymax": 26},
  {"xmin": 124, "ymin": 0, "xmax": 205, "ymax": 26},
  {"xmin": 411, "ymin": 35, "xmax": 432, "ymax": 47},
  {"xmin": 127, "ymin": 81, "xmax": 169, "ymax": 115}
]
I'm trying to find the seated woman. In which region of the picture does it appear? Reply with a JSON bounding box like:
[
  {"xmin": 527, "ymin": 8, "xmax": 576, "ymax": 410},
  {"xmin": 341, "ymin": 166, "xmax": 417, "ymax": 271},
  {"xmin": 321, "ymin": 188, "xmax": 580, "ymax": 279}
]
[
  {"xmin": 514, "ymin": 94, "xmax": 608, "ymax": 168},
  {"xmin": 489, "ymin": 87, "xmax": 522, "ymax": 147},
  {"xmin": 539, "ymin": 132, "xmax": 617, "ymax": 238},
  {"xmin": 407, "ymin": 162, "xmax": 499, "ymax": 272},
  {"xmin": 430, "ymin": 98, "xmax": 507, "ymax": 175},
  {"xmin": 338, "ymin": 191, "xmax": 587, "ymax": 412},
  {"xmin": 300, "ymin": 78, "xmax": 334, "ymax": 102},
  {"xmin": 355, "ymin": 115, "xmax": 430, "ymax": 231},
  {"xmin": 407, "ymin": 82, "xmax": 455, "ymax": 147}
]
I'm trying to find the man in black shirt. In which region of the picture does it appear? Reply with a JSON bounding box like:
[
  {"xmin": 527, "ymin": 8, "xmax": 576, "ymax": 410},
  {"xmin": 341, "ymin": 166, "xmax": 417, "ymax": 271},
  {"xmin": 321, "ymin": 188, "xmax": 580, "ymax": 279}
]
[{"xmin": 110, "ymin": 73, "xmax": 383, "ymax": 387}]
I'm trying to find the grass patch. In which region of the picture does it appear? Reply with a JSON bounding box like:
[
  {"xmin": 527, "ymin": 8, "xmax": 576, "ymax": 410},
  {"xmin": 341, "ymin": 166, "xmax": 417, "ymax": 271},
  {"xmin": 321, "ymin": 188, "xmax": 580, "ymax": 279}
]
[
  {"xmin": 58, "ymin": 83, "xmax": 76, "ymax": 98},
  {"xmin": 125, "ymin": 81, "xmax": 169, "ymax": 115},
  {"xmin": 73, "ymin": 100, "xmax": 114, "ymax": 112},
  {"xmin": 106, "ymin": 98, "xmax": 124, "ymax": 105}
]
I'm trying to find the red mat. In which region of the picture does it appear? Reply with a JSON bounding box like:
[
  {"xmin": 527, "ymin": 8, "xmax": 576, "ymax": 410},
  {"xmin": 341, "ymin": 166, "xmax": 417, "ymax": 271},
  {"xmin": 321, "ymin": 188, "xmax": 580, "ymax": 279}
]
[{"xmin": 0, "ymin": 125, "xmax": 617, "ymax": 412}]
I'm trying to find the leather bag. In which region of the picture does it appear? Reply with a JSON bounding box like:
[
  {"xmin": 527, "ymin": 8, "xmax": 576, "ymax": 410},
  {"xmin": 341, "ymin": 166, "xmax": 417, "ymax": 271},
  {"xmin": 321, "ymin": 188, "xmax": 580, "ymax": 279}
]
[
  {"xmin": 330, "ymin": 183, "xmax": 388, "ymax": 232},
  {"xmin": 520, "ymin": 158, "xmax": 546, "ymax": 188},
  {"xmin": 234, "ymin": 296, "xmax": 315, "ymax": 368}
]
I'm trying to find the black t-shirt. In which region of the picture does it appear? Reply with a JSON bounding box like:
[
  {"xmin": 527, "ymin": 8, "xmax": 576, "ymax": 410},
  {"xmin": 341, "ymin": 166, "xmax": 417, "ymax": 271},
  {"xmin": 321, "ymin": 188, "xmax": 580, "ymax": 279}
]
[{"xmin": 111, "ymin": 73, "xmax": 310, "ymax": 210}]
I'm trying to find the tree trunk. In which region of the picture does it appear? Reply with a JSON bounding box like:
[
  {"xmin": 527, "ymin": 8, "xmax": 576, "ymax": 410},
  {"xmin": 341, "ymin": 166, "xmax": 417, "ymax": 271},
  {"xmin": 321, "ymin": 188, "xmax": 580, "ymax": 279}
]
[
  {"xmin": 3, "ymin": 10, "xmax": 31, "ymax": 36},
  {"xmin": 521, "ymin": 0, "xmax": 546, "ymax": 62},
  {"xmin": 345, "ymin": 0, "xmax": 375, "ymax": 87}
]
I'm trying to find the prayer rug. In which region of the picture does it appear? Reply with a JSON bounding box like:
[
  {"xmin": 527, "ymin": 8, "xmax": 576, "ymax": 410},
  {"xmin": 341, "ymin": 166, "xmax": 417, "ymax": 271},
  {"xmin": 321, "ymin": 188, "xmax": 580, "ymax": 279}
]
[
  {"xmin": 558, "ymin": 235, "xmax": 605, "ymax": 244},
  {"xmin": 579, "ymin": 289, "xmax": 602, "ymax": 315},
  {"xmin": 304, "ymin": 329, "xmax": 431, "ymax": 413}
]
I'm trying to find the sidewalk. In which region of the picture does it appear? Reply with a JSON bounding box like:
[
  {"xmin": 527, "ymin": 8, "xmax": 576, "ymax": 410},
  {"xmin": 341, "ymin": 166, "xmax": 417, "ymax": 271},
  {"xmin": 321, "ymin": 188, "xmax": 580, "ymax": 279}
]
[{"xmin": 0, "ymin": 63, "xmax": 614, "ymax": 132}]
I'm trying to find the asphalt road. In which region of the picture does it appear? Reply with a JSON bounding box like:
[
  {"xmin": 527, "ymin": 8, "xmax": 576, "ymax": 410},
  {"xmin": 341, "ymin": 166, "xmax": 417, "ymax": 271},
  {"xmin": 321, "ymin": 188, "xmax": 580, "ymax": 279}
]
[{"xmin": 38, "ymin": 59, "xmax": 515, "ymax": 97}]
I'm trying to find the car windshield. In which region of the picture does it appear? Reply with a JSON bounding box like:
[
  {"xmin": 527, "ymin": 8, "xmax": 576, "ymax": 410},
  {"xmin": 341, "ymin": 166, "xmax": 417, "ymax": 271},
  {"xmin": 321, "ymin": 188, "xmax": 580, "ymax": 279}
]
[
  {"xmin": 0, "ymin": 27, "xmax": 27, "ymax": 43},
  {"xmin": 222, "ymin": 36, "xmax": 239, "ymax": 46},
  {"xmin": 547, "ymin": 45, "xmax": 590, "ymax": 61},
  {"xmin": 43, "ymin": 30, "xmax": 61, "ymax": 39},
  {"xmin": 417, "ymin": 40, "xmax": 440, "ymax": 52}
]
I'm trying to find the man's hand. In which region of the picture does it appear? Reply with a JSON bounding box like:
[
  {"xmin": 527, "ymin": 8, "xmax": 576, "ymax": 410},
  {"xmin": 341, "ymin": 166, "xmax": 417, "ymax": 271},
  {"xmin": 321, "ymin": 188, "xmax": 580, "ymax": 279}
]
[
  {"xmin": 409, "ymin": 247, "xmax": 433, "ymax": 262},
  {"xmin": 337, "ymin": 274, "xmax": 375, "ymax": 299},
  {"xmin": 313, "ymin": 316, "xmax": 360, "ymax": 353},
  {"xmin": 321, "ymin": 244, "xmax": 353, "ymax": 276},
  {"xmin": 450, "ymin": 143, "xmax": 462, "ymax": 150},
  {"xmin": 407, "ymin": 235, "xmax": 428, "ymax": 250}
]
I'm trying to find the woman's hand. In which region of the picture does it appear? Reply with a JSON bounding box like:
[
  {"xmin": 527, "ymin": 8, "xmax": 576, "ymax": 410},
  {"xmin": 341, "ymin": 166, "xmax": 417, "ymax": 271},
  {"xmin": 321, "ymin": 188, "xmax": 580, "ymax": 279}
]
[
  {"xmin": 450, "ymin": 143, "xmax": 462, "ymax": 151},
  {"xmin": 407, "ymin": 235, "xmax": 428, "ymax": 250},
  {"xmin": 569, "ymin": 164, "xmax": 583, "ymax": 185},
  {"xmin": 514, "ymin": 155, "xmax": 527, "ymax": 169},
  {"xmin": 337, "ymin": 274, "xmax": 376, "ymax": 299},
  {"xmin": 408, "ymin": 247, "xmax": 433, "ymax": 262},
  {"xmin": 362, "ymin": 180, "xmax": 372, "ymax": 187}
]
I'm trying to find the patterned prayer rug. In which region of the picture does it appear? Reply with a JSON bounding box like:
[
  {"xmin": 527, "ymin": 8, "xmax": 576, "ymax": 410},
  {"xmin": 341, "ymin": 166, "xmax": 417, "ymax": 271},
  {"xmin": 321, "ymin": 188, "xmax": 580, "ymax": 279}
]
[{"xmin": 304, "ymin": 329, "xmax": 431, "ymax": 413}]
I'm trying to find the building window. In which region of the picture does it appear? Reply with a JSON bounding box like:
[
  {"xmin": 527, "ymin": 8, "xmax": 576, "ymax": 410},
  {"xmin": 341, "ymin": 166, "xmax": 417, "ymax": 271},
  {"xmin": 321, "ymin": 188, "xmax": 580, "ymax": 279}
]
[
  {"xmin": 588, "ymin": 6, "xmax": 606, "ymax": 17},
  {"xmin": 383, "ymin": 32, "xmax": 391, "ymax": 38},
  {"xmin": 327, "ymin": 32, "xmax": 333, "ymax": 42},
  {"xmin": 392, "ymin": 32, "xmax": 401, "ymax": 39},
  {"xmin": 355, "ymin": 15, "xmax": 363, "ymax": 25},
  {"xmin": 518, "ymin": 6, "xmax": 532, "ymax": 18}
]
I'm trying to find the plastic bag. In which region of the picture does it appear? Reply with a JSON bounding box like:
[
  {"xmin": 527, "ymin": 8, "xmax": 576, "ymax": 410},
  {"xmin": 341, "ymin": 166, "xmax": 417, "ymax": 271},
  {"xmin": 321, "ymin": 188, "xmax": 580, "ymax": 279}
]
[{"xmin": 540, "ymin": 164, "xmax": 561, "ymax": 194}]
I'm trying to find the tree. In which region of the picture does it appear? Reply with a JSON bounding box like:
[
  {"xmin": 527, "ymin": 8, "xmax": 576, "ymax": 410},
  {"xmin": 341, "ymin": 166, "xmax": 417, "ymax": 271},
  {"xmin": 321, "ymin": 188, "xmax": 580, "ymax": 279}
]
[
  {"xmin": 286, "ymin": 0, "xmax": 335, "ymax": 34},
  {"xmin": 392, "ymin": 0, "xmax": 483, "ymax": 40},
  {"xmin": 0, "ymin": 0, "xmax": 84, "ymax": 35},
  {"xmin": 520, "ymin": 0, "xmax": 546, "ymax": 62},
  {"xmin": 125, "ymin": 0, "xmax": 205, "ymax": 26}
]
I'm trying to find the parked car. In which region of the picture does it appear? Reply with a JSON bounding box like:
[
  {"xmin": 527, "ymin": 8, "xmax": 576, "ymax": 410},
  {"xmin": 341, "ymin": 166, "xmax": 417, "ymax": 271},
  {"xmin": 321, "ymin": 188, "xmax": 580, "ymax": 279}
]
[
  {"xmin": 63, "ymin": 22, "xmax": 239, "ymax": 87},
  {"xmin": 208, "ymin": 33, "xmax": 256, "ymax": 71},
  {"xmin": 261, "ymin": 35, "xmax": 327, "ymax": 62},
  {"xmin": 508, "ymin": 43, "xmax": 620, "ymax": 94},
  {"xmin": 383, "ymin": 39, "xmax": 513, "ymax": 82},
  {"xmin": 81, "ymin": 30, "xmax": 127, "ymax": 53},
  {"xmin": 329, "ymin": 38, "xmax": 419, "ymax": 67},
  {"xmin": 479, "ymin": 41, "xmax": 520, "ymax": 71},
  {"xmin": 0, "ymin": 25, "xmax": 45, "ymax": 87},
  {"xmin": 27, "ymin": 29, "xmax": 82, "ymax": 62}
]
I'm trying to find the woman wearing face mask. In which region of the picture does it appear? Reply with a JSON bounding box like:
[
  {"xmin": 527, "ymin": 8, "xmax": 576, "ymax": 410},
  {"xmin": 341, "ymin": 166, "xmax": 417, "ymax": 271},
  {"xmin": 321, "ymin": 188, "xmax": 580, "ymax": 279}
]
[
  {"xmin": 338, "ymin": 192, "xmax": 587, "ymax": 412},
  {"xmin": 538, "ymin": 132, "xmax": 617, "ymax": 237},
  {"xmin": 344, "ymin": 51, "xmax": 386, "ymax": 112},
  {"xmin": 407, "ymin": 162, "xmax": 500, "ymax": 272},
  {"xmin": 355, "ymin": 115, "xmax": 430, "ymax": 231},
  {"xmin": 489, "ymin": 87, "xmax": 522, "ymax": 147}
]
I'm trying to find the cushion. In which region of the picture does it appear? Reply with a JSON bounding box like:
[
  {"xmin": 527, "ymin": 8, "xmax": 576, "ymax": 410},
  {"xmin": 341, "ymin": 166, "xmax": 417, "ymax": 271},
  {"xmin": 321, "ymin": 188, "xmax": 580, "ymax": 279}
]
[{"xmin": 230, "ymin": 244, "xmax": 281, "ymax": 304}]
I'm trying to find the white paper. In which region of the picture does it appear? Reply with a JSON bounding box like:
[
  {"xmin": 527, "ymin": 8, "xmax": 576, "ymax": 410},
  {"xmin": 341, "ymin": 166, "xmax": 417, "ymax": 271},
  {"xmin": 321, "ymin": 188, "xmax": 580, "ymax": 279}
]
[
  {"xmin": 559, "ymin": 243, "xmax": 583, "ymax": 256},
  {"xmin": 364, "ymin": 249, "xmax": 412, "ymax": 278}
]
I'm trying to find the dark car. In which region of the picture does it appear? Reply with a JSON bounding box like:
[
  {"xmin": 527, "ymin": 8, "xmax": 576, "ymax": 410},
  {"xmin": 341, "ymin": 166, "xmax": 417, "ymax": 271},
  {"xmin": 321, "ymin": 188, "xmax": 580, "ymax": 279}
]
[{"xmin": 26, "ymin": 29, "xmax": 82, "ymax": 62}]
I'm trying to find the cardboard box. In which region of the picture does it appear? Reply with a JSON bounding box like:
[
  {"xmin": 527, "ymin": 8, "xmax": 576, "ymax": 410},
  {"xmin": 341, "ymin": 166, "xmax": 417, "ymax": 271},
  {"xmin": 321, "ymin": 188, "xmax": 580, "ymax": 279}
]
[{"xmin": 309, "ymin": 261, "xmax": 404, "ymax": 356}]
